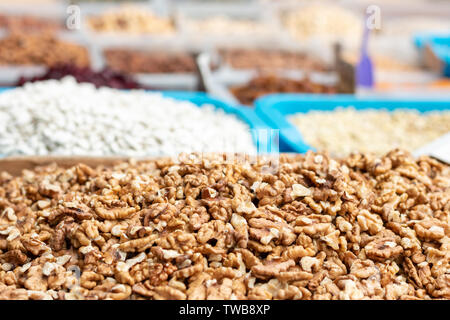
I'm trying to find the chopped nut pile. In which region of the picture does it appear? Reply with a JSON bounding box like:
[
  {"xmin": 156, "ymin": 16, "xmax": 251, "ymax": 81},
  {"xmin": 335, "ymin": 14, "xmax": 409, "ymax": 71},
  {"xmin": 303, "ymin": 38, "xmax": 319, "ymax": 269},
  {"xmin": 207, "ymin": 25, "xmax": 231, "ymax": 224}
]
[
  {"xmin": 0, "ymin": 77, "xmax": 255, "ymax": 157},
  {"xmin": 283, "ymin": 4, "xmax": 362, "ymax": 42},
  {"xmin": 0, "ymin": 150, "xmax": 448, "ymax": 300},
  {"xmin": 104, "ymin": 49, "xmax": 197, "ymax": 74},
  {"xmin": 289, "ymin": 108, "xmax": 450, "ymax": 157},
  {"xmin": 220, "ymin": 49, "xmax": 329, "ymax": 72},
  {"xmin": 87, "ymin": 5, "xmax": 175, "ymax": 34},
  {"xmin": 231, "ymin": 75, "xmax": 336, "ymax": 105},
  {"xmin": 0, "ymin": 34, "xmax": 89, "ymax": 68}
]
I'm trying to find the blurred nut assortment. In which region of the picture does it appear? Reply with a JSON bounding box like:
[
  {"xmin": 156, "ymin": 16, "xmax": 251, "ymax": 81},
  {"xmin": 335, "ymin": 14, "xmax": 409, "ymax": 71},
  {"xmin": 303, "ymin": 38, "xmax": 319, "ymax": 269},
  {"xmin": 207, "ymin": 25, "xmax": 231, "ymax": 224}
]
[
  {"xmin": 104, "ymin": 49, "xmax": 197, "ymax": 74},
  {"xmin": 184, "ymin": 16, "xmax": 273, "ymax": 36},
  {"xmin": 283, "ymin": 4, "xmax": 362, "ymax": 41},
  {"xmin": 0, "ymin": 34, "xmax": 89, "ymax": 68},
  {"xmin": 290, "ymin": 108, "xmax": 450, "ymax": 157},
  {"xmin": 16, "ymin": 65, "xmax": 145, "ymax": 89},
  {"xmin": 0, "ymin": 78, "xmax": 255, "ymax": 157},
  {"xmin": 231, "ymin": 75, "xmax": 337, "ymax": 105},
  {"xmin": 220, "ymin": 49, "xmax": 329, "ymax": 72},
  {"xmin": 87, "ymin": 5, "xmax": 175, "ymax": 34},
  {"xmin": 382, "ymin": 16, "xmax": 450, "ymax": 36},
  {"xmin": 0, "ymin": 150, "xmax": 449, "ymax": 300},
  {"xmin": 343, "ymin": 52, "xmax": 420, "ymax": 72},
  {"xmin": 0, "ymin": 14, "xmax": 61, "ymax": 32}
]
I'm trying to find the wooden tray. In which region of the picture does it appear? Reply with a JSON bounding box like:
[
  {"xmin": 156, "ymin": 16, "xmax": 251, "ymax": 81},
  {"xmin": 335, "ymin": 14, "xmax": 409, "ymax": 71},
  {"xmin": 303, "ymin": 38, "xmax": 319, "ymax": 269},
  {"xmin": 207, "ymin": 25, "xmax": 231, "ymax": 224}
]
[{"xmin": 0, "ymin": 156, "xmax": 136, "ymax": 176}]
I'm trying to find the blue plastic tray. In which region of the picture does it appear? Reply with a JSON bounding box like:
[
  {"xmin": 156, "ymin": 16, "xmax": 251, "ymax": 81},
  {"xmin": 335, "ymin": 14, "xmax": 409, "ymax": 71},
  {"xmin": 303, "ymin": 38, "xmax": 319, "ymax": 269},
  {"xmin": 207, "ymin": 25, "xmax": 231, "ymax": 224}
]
[
  {"xmin": 255, "ymin": 93, "xmax": 450, "ymax": 153},
  {"xmin": 0, "ymin": 89, "xmax": 270, "ymax": 156}
]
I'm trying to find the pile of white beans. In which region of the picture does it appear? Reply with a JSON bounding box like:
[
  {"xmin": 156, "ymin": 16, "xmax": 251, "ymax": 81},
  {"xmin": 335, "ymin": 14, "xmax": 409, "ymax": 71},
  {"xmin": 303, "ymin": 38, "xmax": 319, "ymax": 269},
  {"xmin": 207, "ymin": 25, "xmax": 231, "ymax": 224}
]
[{"xmin": 0, "ymin": 77, "xmax": 256, "ymax": 157}]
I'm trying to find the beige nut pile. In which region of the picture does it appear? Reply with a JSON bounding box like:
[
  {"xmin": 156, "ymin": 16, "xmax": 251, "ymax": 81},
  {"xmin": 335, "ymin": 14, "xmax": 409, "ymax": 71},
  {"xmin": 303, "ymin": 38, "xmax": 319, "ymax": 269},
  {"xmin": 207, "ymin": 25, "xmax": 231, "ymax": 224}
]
[
  {"xmin": 87, "ymin": 5, "xmax": 174, "ymax": 34},
  {"xmin": 283, "ymin": 4, "xmax": 362, "ymax": 42},
  {"xmin": 290, "ymin": 108, "xmax": 450, "ymax": 157},
  {"xmin": 0, "ymin": 150, "xmax": 449, "ymax": 300},
  {"xmin": 382, "ymin": 16, "xmax": 450, "ymax": 37},
  {"xmin": 185, "ymin": 16, "xmax": 273, "ymax": 37},
  {"xmin": 343, "ymin": 52, "xmax": 420, "ymax": 72}
]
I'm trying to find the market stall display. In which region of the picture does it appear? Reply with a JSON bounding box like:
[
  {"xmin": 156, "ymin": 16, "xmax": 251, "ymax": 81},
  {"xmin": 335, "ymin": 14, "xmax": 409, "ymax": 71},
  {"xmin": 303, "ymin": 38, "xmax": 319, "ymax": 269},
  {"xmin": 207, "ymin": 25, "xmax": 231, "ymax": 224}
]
[
  {"xmin": 282, "ymin": 4, "xmax": 363, "ymax": 43},
  {"xmin": 0, "ymin": 150, "xmax": 448, "ymax": 300},
  {"xmin": 0, "ymin": 0, "xmax": 448, "ymax": 303},
  {"xmin": 183, "ymin": 15, "xmax": 273, "ymax": 37}
]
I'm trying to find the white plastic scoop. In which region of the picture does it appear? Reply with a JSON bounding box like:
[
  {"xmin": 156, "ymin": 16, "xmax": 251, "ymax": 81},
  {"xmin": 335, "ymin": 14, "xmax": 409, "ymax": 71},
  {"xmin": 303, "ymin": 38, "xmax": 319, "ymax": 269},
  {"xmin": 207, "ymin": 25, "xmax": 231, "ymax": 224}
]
[{"xmin": 413, "ymin": 132, "xmax": 450, "ymax": 164}]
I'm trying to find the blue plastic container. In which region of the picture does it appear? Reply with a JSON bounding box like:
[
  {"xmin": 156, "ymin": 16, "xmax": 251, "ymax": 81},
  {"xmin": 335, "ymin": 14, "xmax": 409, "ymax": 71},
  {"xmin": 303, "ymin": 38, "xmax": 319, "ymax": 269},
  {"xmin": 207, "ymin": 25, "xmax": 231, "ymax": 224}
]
[
  {"xmin": 0, "ymin": 89, "xmax": 270, "ymax": 156},
  {"xmin": 414, "ymin": 33, "xmax": 450, "ymax": 77},
  {"xmin": 255, "ymin": 93, "xmax": 450, "ymax": 153}
]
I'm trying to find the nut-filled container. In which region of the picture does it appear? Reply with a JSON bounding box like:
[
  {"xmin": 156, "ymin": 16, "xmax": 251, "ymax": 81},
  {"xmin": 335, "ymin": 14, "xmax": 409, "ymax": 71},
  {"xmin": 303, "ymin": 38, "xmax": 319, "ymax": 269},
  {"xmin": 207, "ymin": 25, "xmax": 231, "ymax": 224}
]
[
  {"xmin": 78, "ymin": 1, "xmax": 179, "ymax": 48},
  {"xmin": 174, "ymin": 0, "xmax": 284, "ymax": 48},
  {"xmin": 198, "ymin": 48, "xmax": 339, "ymax": 107},
  {"xmin": 0, "ymin": 31, "xmax": 100, "ymax": 86},
  {"xmin": 255, "ymin": 93, "xmax": 450, "ymax": 153},
  {"xmin": 97, "ymin": 39, "xmax": 204, "ymax": 91},
  {"xmin": 0, "ymin": 85, "xmax": 272, "ymax": 157},
  {"xmin": 0, "ymin": 148, "xmax": 448, "ymax": 300}
]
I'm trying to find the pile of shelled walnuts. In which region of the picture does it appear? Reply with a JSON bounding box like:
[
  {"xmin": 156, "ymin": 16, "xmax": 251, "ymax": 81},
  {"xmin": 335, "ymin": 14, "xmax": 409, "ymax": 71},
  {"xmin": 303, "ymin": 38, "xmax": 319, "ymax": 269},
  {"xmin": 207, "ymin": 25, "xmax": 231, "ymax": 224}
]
[{"xmin": 0, "ymin": 150, "xmax": 448, "ymax": 300}]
